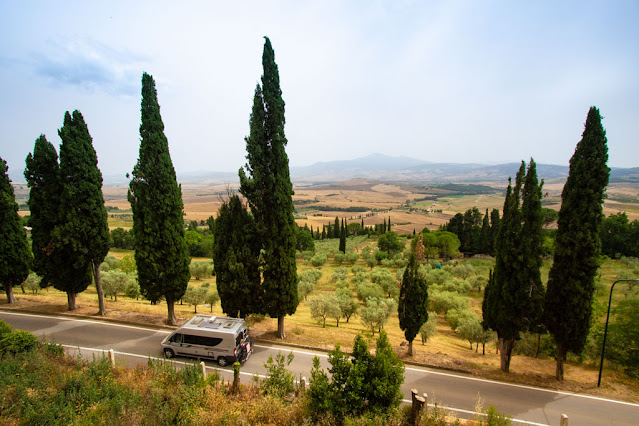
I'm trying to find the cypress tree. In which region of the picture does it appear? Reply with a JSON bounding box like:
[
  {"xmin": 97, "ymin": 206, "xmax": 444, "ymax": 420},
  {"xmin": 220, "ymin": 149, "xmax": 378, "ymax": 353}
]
[
  {"xmin": 480, "ymin": 208, "xmax": 491, "ymax": 255},
  {"xmin": 398, "ymin": 254, "xmax": 429, "ymax": 356},
  {"xmin": 0, "ymin": 157, "xmax": 31, "ymax": 303},
  {"xmin": 334, "ymin": 217, "xmax": 340, "ymax": 239},
  {"xmin": 24, "ymin": 135, "xmax": 62, "ymax": 289},
  {"xmin": 54, "ymin": 111, "xmax": 110, "ymax": 313},
  {"xmin": 388, "ymin": 216, "xmax": 391, "ymax": 232},
  {"xmin": 489, "ymin": 208, "xmax": 500, "ymax": 256},
  {"xmin": 129, "ymin": 72, "xmax": 190, "ymax": 325},
  {"xmin": 339, "ymin": 218, "xmax": 346, "ymax": 253},
  {"xmin": 483, "ymin": 160, "xmax": 544, "ymax": 372},
  {"xmin": 544, "ymin": 107, "xmax": 610, "ymax": 380},
  {"xmin": 239, "ymin": 37, "xmax": 297, "ymax": 338},
  {"xmin": 213, "ymin": 195, "xmax": 262, "ymax": 318}
]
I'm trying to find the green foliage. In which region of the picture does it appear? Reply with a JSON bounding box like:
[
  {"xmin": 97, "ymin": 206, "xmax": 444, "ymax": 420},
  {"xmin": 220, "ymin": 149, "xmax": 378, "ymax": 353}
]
[
  {"xmin": 398, "ymin": 254, "xmax": 429, "ymax": 348},
  {"xmin": 361, "ymin": 297, "xmax": 397, "ymax": 334},
  {"xmin": 128, "ymin": 73, "xmax": 190, "ymax": 324},
  {"xmin": 239, "ymin": 38, "xmax": 298, "ymax": 334},
  {"xmin": 311, "ymin": 253, "xmax": 328, "ymax": 267},
  {"xmin": 371, "ymin": 267, "xmax": 398, "ymax": 299},
  {"xmin": 0, "ymin": 320, "xmax": 13, "ymax": 339},
  {"xmin": 183, "ymin": 286, "xmax": 208, "ymax": 313},
  {"xmin": 0, "ymin": 157, "xmax": 32, "ymax": 302},
  {"xmin": 309, "ymin": 293, "xmax": 341, "ymax": 327},
  {"xmin": 606, "ymin": 297, "xmax": 639, "ymax": 376},
  {"xmin": 336, "ymin": 287, "xmax": 359, "ymax": 322},
  {"xmin": 24, "ymin": 135, "xmax": 62, "ymax": 289},
  {"xmin": 261, "ymin": 352, "xmax": 295, "ymax": 397},
  {"xmin": 100, "ymin": 254, "xmax": 121, "ymax": 272},
  {"xmin": 446, "ymin": 308, "xmax": 476, "ymax": 331},
  {"xmin": 600, "ymin": 212, "xmax": 639, "ymax": 258},
  {"xmin": 189, "ymin": 261, "xmax": 213, "ymax": 280},
  {"xmin": 356, "ymin": 280, "xmax": 384, "ymax": 302},
  {"xmin": 22, "ymin": 273, "xmax": 42, "ymax": 295},
  {"xmin": 125, "ymin": 280, "xmax": 141, "ymax": 300},
  {"xmin": 332, "ymin": 266, "xmax": 349, "ymax": 282},
  {"xmin": 419, "ymin": 315, "xmax": 437, "ymax": 344},
  {"xmin": 457, "ymin": 315, "xmax": 484, "ymax": 350},
  {"xmin": 0, "ymin": 329, "xmax": 38, "ymax": 355},
  {"xmin": 429, "ymin": 290, "xmax": 469, "ymax": 315},
  {"xmin": 101, "ymin": 270, "xmax": 133, "ymax": 302},
  {"xmin": 308, "ymin": 331, "xmax": 404, "ymax": 419},
  {"xmin": 377, "ymin": 231, "xmax": 403, "ymax": 255},
  {"xmin": 213, "ymin": 195, "xmax": 262, "ymax": 318},
  {"xmin": 54, "ymin": 110, "xmax": 110, "ymax": 311},
  {"xmin": 483, "ymin": 160, "xmax": 545, "ymax": 372},
  {"xmin": 545, "ymin": 107, "xmax": 610, "ymax": 376},
  {"xmin": 110, "ymin": 227, "xmax": 134, "ymax": 250}
]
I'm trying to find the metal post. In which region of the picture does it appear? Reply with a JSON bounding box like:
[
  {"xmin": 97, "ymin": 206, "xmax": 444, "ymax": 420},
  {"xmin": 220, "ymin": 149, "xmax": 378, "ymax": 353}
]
[{"xmin": 598, "ymin": 279, "xmax": 639, "ymax": 387}]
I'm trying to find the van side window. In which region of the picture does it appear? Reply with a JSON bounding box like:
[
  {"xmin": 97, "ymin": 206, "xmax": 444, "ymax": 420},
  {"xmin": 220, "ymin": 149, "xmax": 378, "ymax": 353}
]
[
  {"xmin": 170, "ymin": 333, "xmax": 183, "ymax": 344},
  {"xmin": 183, "ymin": 334, "xmax": 223, "ymax": 347}
]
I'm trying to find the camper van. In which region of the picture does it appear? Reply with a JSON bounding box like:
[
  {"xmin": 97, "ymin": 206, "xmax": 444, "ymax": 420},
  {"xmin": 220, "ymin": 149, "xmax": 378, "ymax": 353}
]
[{"xmin": 161, "ymin": 314, "xmax": 252, "ymax": 366}]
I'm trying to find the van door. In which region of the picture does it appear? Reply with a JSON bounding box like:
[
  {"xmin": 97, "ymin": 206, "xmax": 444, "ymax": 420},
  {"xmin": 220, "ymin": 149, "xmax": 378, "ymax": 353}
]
[{"xmin": 168, "ymin": 333, "xmax": 184, "ymax": 354}]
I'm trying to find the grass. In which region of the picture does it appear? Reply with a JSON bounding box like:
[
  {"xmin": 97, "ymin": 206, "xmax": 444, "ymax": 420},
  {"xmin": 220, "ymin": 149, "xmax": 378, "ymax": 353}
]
[{"xmin": 5, "ymin": 251, "xmax": 639, "ymax": 404}]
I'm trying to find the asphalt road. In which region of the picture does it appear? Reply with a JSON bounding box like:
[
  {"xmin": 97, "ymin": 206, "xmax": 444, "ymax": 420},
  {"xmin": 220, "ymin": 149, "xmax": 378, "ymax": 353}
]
[{"xmin": 2, "ymin": 311, "xmax": 638, "ymax": 425}]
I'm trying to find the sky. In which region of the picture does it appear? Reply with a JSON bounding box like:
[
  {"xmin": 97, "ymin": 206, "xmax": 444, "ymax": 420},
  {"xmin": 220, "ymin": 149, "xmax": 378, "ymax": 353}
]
[{"xmin": 1, "ymin": 1, "xmax": 638, "ymax": 181}]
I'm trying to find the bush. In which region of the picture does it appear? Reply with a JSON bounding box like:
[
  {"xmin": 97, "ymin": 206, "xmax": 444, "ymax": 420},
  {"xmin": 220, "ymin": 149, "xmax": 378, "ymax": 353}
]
[
  {"xmin": 0, "ymin": 329, "xmax": 38, "ymax": 354},
  {"xmin": 0, "ymin": 320, "xmax": 12, "ymax": 339},
  {"xmin": 261, "ymin": 352, "xmax": 295, "ymax": 397},
  {"xmin": 351, "ymin": 265, "xmax": 366, "ymax": 275},
  {"xmin": 345, "ymin": 252, "xmax": 360, "ymax": 264},
  {"xmin": 300, "ymin": 268, "xmax": 322, "ymax": 283},
  {"xmin": 333, "ymin": 252, "xmax": 345, "ymax": 265},
  {"xmin": 356, "ymin": 281, "xmax": 384, "ymax": 302},
  {"xmin": 332, "ymin": 267, "xmax": 349, "ymax": 282},
  {"xmin": 311, "ymin": 253, "xmax": 328, "ymax": 267},
  {"xmin": 446, "ymin": 308, "xmax": 476, "ymax": 331},
  {"xmin": 308, "ymin": 331, "xmax": 404, "ymax": 419},
  {"xmin": 419, "ymin": 315, "xmax": 437, "ymax": 344},
  {"xmin": 429, "ymin": 290, "xmax": 469, "ymax": 315}
]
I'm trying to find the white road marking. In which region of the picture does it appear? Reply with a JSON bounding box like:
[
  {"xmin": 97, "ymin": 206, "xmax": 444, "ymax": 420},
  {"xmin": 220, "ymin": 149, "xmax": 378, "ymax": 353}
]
[{"xmin": 4, "ymin": 311, "xmax": 638, "ymax": 409}]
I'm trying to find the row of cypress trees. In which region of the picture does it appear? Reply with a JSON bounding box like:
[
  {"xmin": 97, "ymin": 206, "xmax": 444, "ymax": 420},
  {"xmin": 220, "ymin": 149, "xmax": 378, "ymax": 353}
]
[{"xmin": 483, "ymin": 107, "xmax": 610, "ymax": 380}]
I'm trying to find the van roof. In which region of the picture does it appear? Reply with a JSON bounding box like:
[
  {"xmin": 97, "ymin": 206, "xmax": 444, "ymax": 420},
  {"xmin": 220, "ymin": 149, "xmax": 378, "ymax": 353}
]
[{"xmin": 179, "ymin": 314, "xmax": 245, "ymax": 334}]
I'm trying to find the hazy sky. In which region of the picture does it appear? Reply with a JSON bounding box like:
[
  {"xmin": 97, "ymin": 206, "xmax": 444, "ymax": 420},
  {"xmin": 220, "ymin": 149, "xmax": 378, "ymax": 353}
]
[{"xmin": 1, "ymin": 1, "xmax": 637, "ymax": 181}]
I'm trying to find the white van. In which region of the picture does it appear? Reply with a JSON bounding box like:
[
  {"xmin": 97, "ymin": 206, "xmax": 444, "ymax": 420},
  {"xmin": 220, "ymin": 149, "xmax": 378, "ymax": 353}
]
[{"xmin": 161, "ymin": 314, "xmax": 252, "ymax": 366}]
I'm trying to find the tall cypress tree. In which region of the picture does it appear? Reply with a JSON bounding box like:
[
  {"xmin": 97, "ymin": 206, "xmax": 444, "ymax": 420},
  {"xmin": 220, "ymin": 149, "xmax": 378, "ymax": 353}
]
[
  {"xmin": 339, "ymin": 218, "xmax": 346, "ymax": 253},
  {"xmin": 24, "ymin": 135, "xmax": 62, "ymax": 289},
  {"xmin": 0, "ymin": 157, "xmax": 31, "ymax": 303},
  {"xmin": 129, "ymin": 72, "xmax": 190, "ymax": 325},
  {"xmin": 489, "ymin": 208, "xmax": 500, "ymax": 256},
  {"xmin": 398, "ymin": 253, "xmax": 429, "ymax": 356},
  {"xmin": 239, "ymin": 37, "xmax": 297, "ymax": 338},
  {"xmin": 544, "ymin": 107, "xmax": 610, "ymax": 380},
  {"xmin": 55, "ymin": 111, "xmax": 110, "ymax": 313},
  {"xmin": 483, "ymin": 160, "xmax": 544, "ymax": 372},
  {"xmin": 480, "ymin": 208, "xmax": 491, "ymax": 255},
  {"xmin": 213, "ymin": 195, "xmax": 262, "ymax": 318}
]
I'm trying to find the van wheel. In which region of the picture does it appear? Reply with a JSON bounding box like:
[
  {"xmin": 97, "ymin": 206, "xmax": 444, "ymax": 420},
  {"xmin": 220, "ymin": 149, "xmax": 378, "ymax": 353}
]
[
  {"xmin": 164, "ymin": 348, "xmax": 175, "ymax": 359},
  {"xmin": 217, "ymin": 357, "xmax": 228, "ymax": 367}
]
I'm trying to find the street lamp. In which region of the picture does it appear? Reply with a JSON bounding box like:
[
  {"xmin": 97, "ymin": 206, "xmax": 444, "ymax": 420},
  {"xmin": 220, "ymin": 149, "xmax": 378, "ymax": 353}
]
[{"xmin": 597, "ymin": 279, "xmax": 639, "ymax": 387}]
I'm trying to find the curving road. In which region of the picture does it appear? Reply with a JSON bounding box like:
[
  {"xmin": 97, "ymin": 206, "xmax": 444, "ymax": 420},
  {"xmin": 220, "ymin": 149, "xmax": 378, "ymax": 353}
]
[{"xmin": 1, "ymin": 311, "xmax": 637, "ymax": 425}]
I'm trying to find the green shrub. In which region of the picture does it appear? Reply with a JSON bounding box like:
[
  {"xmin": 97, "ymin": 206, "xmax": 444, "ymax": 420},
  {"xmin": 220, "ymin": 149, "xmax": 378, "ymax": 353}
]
[
  {"xmin": 0, "ymin": 329, "xmax": 38, "ymax": 354},
  {"xmin": 332, "ymin": 267, "xmax": 349, "ymax": 282},
  {"xmin": 261, "ymin": 352, "xmax": 295, "ymax": 397}
]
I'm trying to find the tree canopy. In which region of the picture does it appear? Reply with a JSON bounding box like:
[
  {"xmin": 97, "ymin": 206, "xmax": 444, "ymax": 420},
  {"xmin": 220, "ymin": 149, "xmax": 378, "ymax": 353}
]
[
  {"xmin": 128, "ymin": 72, "xmax": 190, "ymax": 325},
  {"xmin": 239, "ymin": 37, "xmax": 297, "ymax": 338},
  {"xmin": 544, "ymin": 107, "xmax": 610, "ymax": 380}
]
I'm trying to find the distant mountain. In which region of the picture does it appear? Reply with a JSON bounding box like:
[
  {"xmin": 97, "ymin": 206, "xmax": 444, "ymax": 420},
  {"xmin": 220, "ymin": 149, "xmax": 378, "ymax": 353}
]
[
  {"xmin": 290, "ymin": 154, "xmax": 571, "ymax": 183},
  {"xmin": 94, "ymin": 154, "xmax": 637, "ymax": 186}
]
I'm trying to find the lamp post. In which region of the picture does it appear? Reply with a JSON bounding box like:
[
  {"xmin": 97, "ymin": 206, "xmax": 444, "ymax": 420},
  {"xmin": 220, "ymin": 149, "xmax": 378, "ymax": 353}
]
[{"xmin": 598, "ymin": 279, "xmax": 639, "ymax": 387}]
